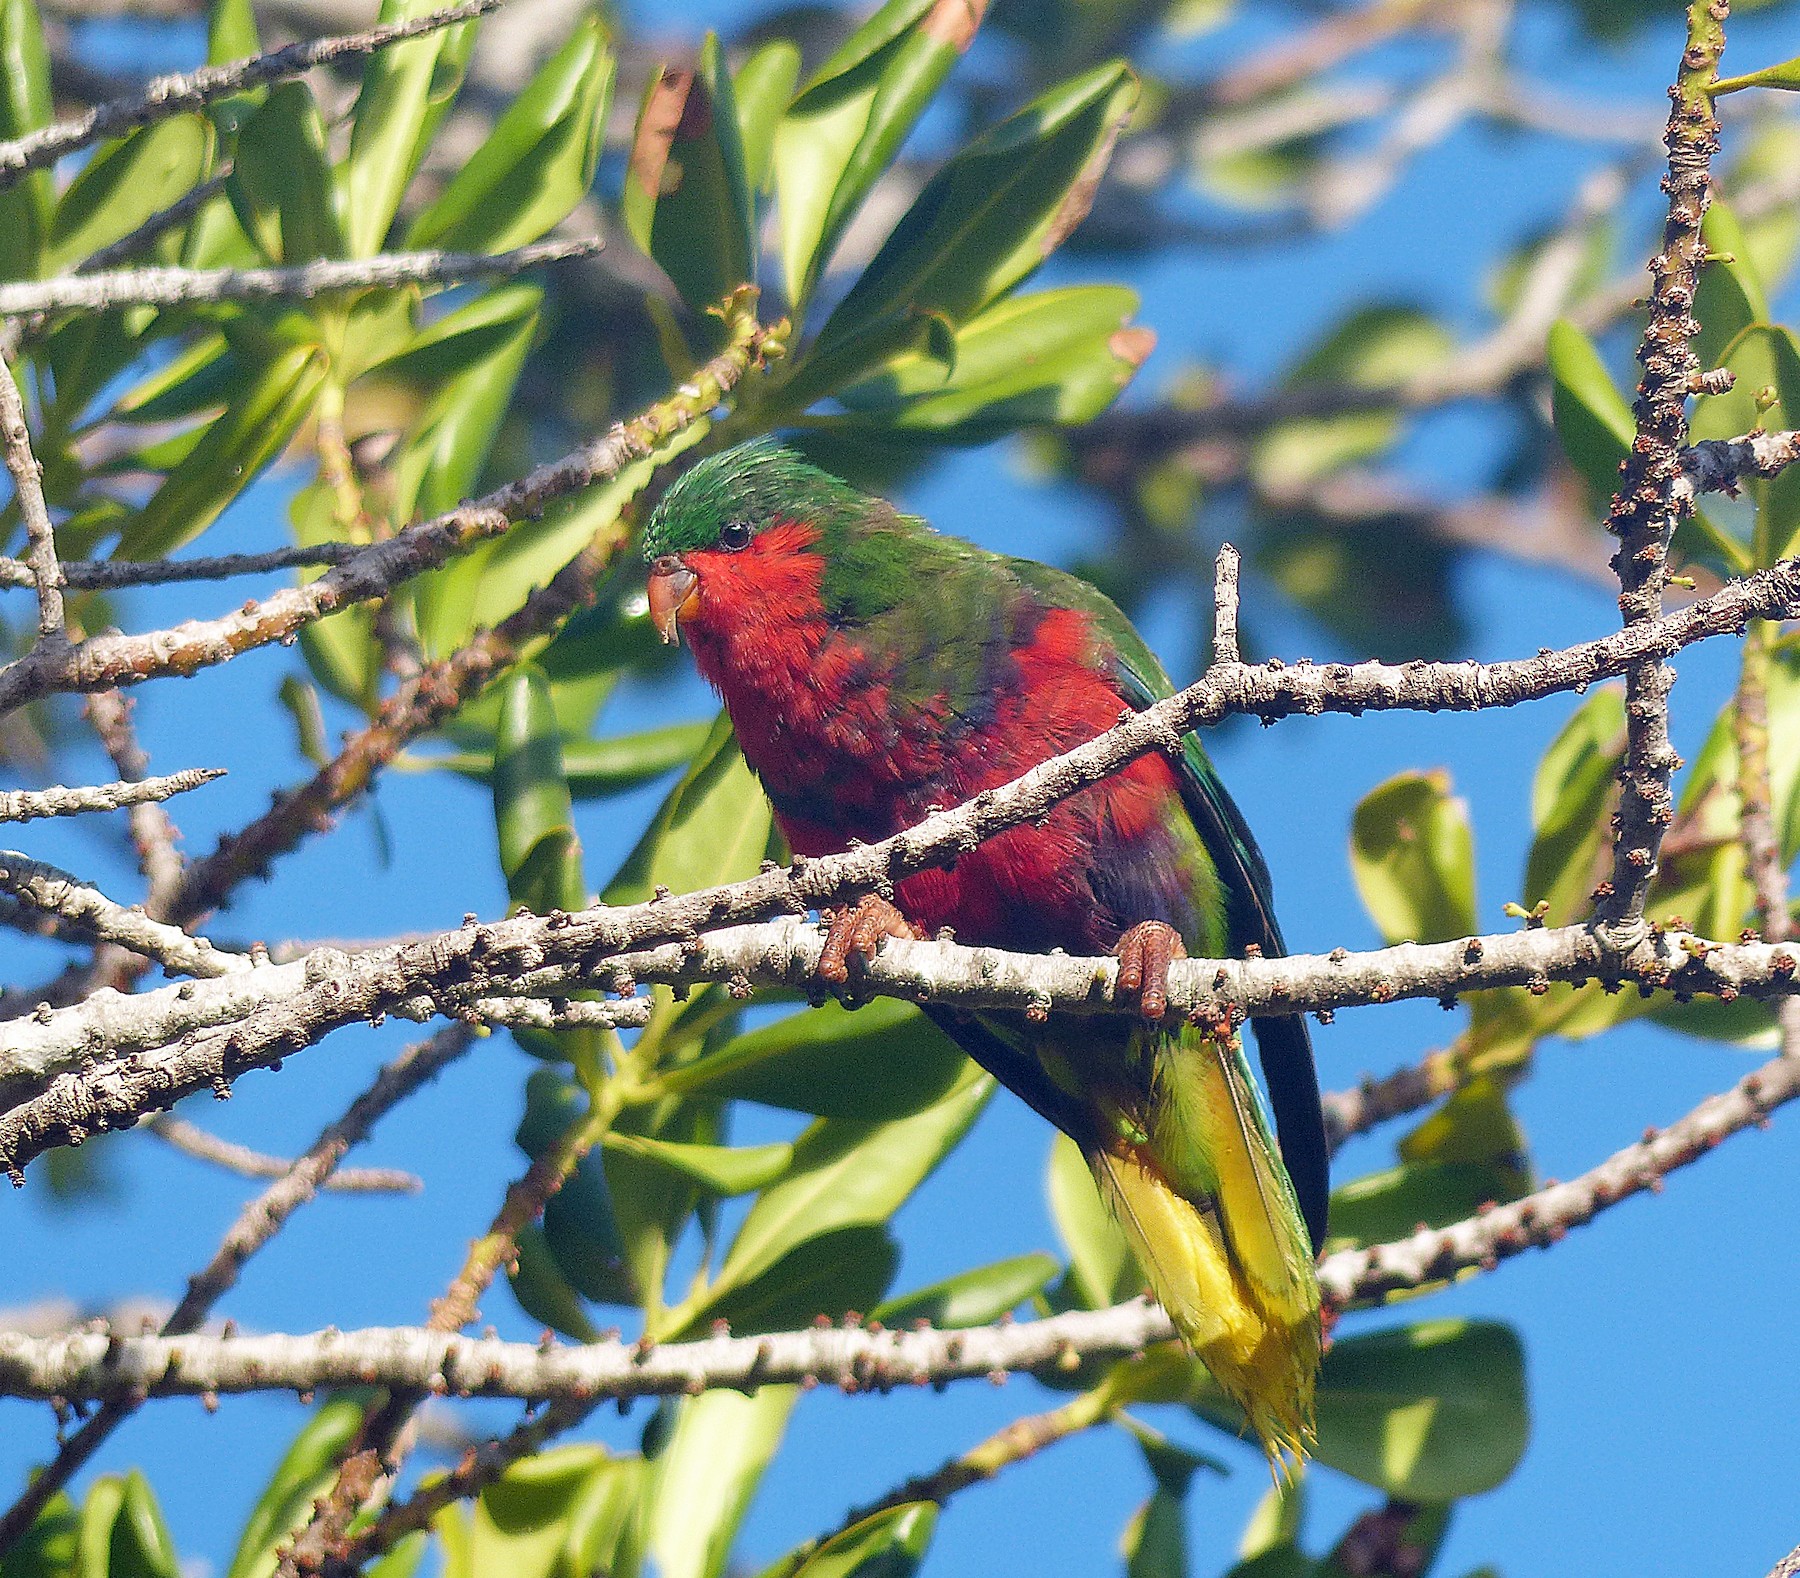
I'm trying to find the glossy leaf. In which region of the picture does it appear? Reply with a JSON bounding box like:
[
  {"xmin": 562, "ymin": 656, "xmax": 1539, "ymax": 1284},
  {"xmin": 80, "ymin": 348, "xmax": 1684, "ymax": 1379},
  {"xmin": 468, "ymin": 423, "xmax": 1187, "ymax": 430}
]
[
  {"xmin": 465, "ymin": 1444, "xmax": 635, "ymax": 1578},
  {"xmin": 341, "ymin": 0, "xmax": 478, "ymax": 255},
  {"xmin": 518, "ymin": 1070, "xmax": 634, "ymax": 1304},
  {"xmin": 77, "ymin": 1472, "xmax": 179, "ymax": 1578},
  {"xmin": 406, "ymin": 17, "xmax": 613, "ymax": 254},
  {"xmin": 1546, "ymin": 317, "xmax": 1632, "ymax": 513},
  {"xmin": 0, "ymin": 0, "xmax": 53, "ymax": 282},
  {"xmin": 1350, "ymin": 770, "xmax": 1476, "ymax": 945},
  {"xmin": 803, "ymin": 63, "xmax": 1138, "ymax": 393},
  {"xmin": 227, "ymin": 1396, "xmax": 368, "ymax": 1578},
  {"xmin": 733, "ymin": 41, "xmax": 801, "ymax": 192},
  {"xmin": 712, "ymin": 1066, "xmax": 991, "ymax": 1294},
  {"xmin": 1121, "ymin": 1486, "xmax": 1188, "ymax": 1578},
  {"xmin": 494, "ymin": 663, "xmax": 587, "ymax": 915},
  {"xmin": 604, "ymin": 1131, "xmax": 794, "ymax": 1195},
  {"xmin": 47, "ymin": 116, "xmax": 211, "ymax": 273},
  {"xmin": 827, "ymin": 285, "xmax": 1152, "ymax": 439},
  {"xmin": 1231, "ymin": 1477, "xmax": 1305, "ymax": 1574},
  {"xmin": 1047, "ymin": 1131, "xmax": 1136, "ymax": 1308},
  {"xmin": 647, "ymin": 1387, "xmax": 797, "ymax": 1578},
  {"xmin": 604, "ymin": 711, "xmax": 773, "ymax": 904},
  {"xmin": 665, "ymin": 996, "xmax": 969, "ymax": 1120},
  {"xmin": 116, "ymin": 341, "xmax": 326, "ymax": 559},
  {"xmin": 1524, "ymin": 687, "xmax": 1625, "ymax": 925},
  {"xmin": 424, "ymin": 720, "xmax": 713, "ymax": 800},
  {"xmin": 766, "ymin": 1502, "xmax": 937, "ymax": 1578},
  {"xmin": 1312, "ymin": 1319, "xmax": 1528, "ymax": 1500},
  {"xmin": 773, "ymin": 0, "xmax": 985, "ymax": 308},
  {"xmin": 700, "ymin": 1224, "xmax": 901, "ymax": 1335},
  {"xmin": 1692, "ymin": 201, "xmax": 1769, "ymax": 372},
  {"xmin": 230, "ymin": 82, "xmax": 344, "ymax": 262},
  {"xmin": 624, "ymin": 34, "xmax": 755, "ymax": 313},
  {"xmin": 509, "ymin": 1222, "xmax": 602, "ymax": 1341},
  {"xmin": 871, "ymin": 1250, "xmax": 1060, "ymax": 1328}
]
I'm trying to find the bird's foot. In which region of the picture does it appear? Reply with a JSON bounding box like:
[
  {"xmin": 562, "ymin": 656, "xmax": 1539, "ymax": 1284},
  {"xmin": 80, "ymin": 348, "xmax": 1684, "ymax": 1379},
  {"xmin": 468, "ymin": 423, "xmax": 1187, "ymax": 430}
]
[
  {"xmin": 1114, "ymin": 920, "xmax": 1187, "ymax": 1022},
  {"xmin": 817, "ymin": 894, "xmax": 921, "ymax": 988}
]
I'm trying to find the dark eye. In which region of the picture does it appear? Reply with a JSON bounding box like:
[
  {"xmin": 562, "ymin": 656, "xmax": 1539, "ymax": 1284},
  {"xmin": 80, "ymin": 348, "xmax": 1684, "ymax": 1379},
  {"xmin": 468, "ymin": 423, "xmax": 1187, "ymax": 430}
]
[{"xmin": 719, "ymin": 520, "xmax": 753, "ymax": 552}]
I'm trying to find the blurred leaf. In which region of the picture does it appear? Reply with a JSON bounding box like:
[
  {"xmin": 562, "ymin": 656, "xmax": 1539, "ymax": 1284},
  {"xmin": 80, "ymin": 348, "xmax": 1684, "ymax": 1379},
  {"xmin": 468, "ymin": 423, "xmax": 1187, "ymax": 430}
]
[
  {"xmin": 76, "ymin": 1472, "xmax": 180, "ymax": 1578},
  {"xmin": 734, "ymin": 41, "xmax": 801, "ymax": 193},
  {"xmin": 826, "ymin": 285, "xmax": 1151, "ymax": 440},
  {"xmin": 494, "ymin": 663, "xmax": 587, "ymax": 915},
  {"xmin": 208, "ymin": 0, "xmax": 258, "ymax": 64},
  {"xmin": 1121, "ymin": 1486, "xmax": 1188, "ymax": 1578},
  {"xmin": 227, "ymin": 1396, "xmax": 369, "ymax": 1578},
  {"xmin": 712, "ymin": 1066, "xmax": 991, "ymax": 1295},
  {"xmin": 604, "ymin": 1131, "xmax": 793, "ymax": 1195},
  {"xmin": 230, "ymin": 82, "xmax": 343, "ymax": 263},
  {"xmin": 1228, "ymin": 1476, "xmax": 1305, "ymax": 1577},
  {"xmin": 519, "ymin": 1070, "xmax": 635, "ymax": 1304},
  {"xmin": 290, "ymin": 480, "xmax": 380, "ymax": 708},
  {"xmin": 624, "ymin": 35, "xmax": 755, "ymax": 314},
  {"xmin": 667, "ymin": 997, "xmax": 969, "ymax": 1120},
  {"xmin": 700, "ymin": 1223, "xmax": 901, "ymax": 1335},
  {"xmin": 871, "ymin": 1250, "xmax": 1060, "ymax": 1328},
  {"xmin": 0, "ymin": 1488, "xmax": 78, "ymax": 1578},
  {"xmin": 0, "ymin": 0, "xmax": 53, "ymax": 282},
  {"xmin": 116, "ymin": 342, "xmax": 325, "ymax": 559},
  {"xmin": 1693, "ymin": 200, "xmax": 1769, "ymax": 371},
  {"xmin": 509, "ymin": 1222, "xmax": 602, "ymax": 1341},
  {"xmin": 762, "ymin": 1502, "xmax": 936, "ymax": 1578},
  {"xmin": 1350, "ymin": 770, "xmax": 1476, "ymax": 945},
  {"xmin": 1047, "ymin": 1130, "xmax": 1136, "ymax": 1308},
  {"xmin": 407, "ymin": 17, "xmax": 613, "ymax": 254},
  {"xmin": 773, "ymin": 0, "xmax": 985, "ymax": 308},
  {"xmin": 1312, "ymin": 1320, "xmax": 1527, "ymax": 1500},
  {"xmin": 47, "ymin": 116, "xmax": 210, "ymax": 274},
  {"xmin": 1524, "ymin": 687, "xmax": 1625, "ymax": 925},
  {"xmin": 1547, "ymin": 316, "xmax": 1633, "ymax": 515},
  {"xmin": 1315, "ymin": 1502, "xmax": 1451, "ymax": 1578},
  {"xmin": 341, "ymin": 0, "xmax": 478, "ymax": 256},
  {"xmin": 423, "ymin": 720, "xmax": 712, "ymax": 799},
  {"xmin": 1255, "ymin": 305, "xmax": 1452, "ymax": 490},
  {"xmin": 604, "ymin": 710, "xmax": 773, "ymax": 904},
  {"xmin": 647, "ymin": 1387, "xmax": 797, "ymax": 1578},
  {"xmin": 467, "ymin": 1444, "xmax": 635, "ymax": 1578},
  {"xmin": 1690, "ymin": 323, "xmax": 1800, "ymax": 567},
  {"xmin": 801, "ymin": 63, "xmax": 1138, "ymax": 396}
]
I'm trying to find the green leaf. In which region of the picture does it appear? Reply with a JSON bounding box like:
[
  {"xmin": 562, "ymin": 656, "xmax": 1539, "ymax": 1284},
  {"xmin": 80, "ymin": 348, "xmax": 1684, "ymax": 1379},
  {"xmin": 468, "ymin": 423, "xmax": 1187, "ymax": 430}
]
[
  {"xmin": 468, "ymin": 1444, "xmax": 634, "ymax": 1578},
  {"xmin": 0, "ymin": 0, "xmax": 52, "ymax": 282},
  {"xmin": 871, "ymin": 1250, "xmax": 1060, "ymax": 1328},
  {"xmin": 700, "ymin": 1224, "xmax": 901, "ymax": 1336},
  {"xmin": 1255, "ymin": 304, "xmax": 1453, "ymax": 491},
  {"xmin": 664, "ymin": 997, "xmax": 970, "ymax": 1121},
  {"xmin": 604, "ymin": 711, "xmax": 773, "ymax": 904},
  {"xmin": 422, "ymin": 720, "xmax": 713, "ymax": 800},
  {"xmin": 1712, "ymin": 52, "xmax": 1800, "ymax": 95},
  {"xmin": 1693, "ymin": 201, "xmax": 1769, "ymax": 371},
  {"xmin": 1312, "ymin": 1319, "xmax": 1528, "ymax": 1500},
  {"xmin": 341, "ymin": 0, "xmax": 478, "ymax": 256},
  {"xmin": 772, "ymin": 0, "xmax": 985, "ymax": 309},
  {"xmin": 208, "ymin": 0, "xmax": 259, "ymax": 63},
  {"xmin": 733, "ymin": 41, "xmax": 801, "ymax": 193},
  {"xmin": 825, "ymin": 285, "xmax": 1152, "ymax": 440},
  {"xmin": 406, "ymin": 17, "xmax": 613, "ymax": 254},
  {"xmin": 603, "ymin": 1131, "xmax": 794, "ymax": 1195},
  {"xmin": 712, "ymin": 1066, "xmax": 991, "ymax": 1295},
  {"xmin": 47, "ymin": 116, "xmax": 211, "ymax": 274},
  {"xmin": 623, "ymin": 34, "xmax": 755, "ymax": 314},
  {"xmin": 765, "ymin": 1502, "xmax": 937, "ymax": 1578},
  {"xmin": 0, "ymin": 1489, "xmax": 79, "ymax": 1578},
  {"xmin": 1349, "ymin": 770, "xmax": 1476, "ymax": 945},
  {"xmin": 1524, "ymin": 686, "xmax": 1626, "ymax": 925},
  {"xmin": 518, "ymin": 1071, "xmax": 635, "ymax": 1304},
  {"xmin": 493, "ymin": 663, "xmax": 587, "ymax": 915},
  {"xmin": 1232, "ymin": 1477, "xmax": 1304, "ymax": 1573},
  {"xmin": 78, "ymin": 1472, "xmax": 180, "ymax": 1578},
  {"xmin": 227, "ymin": 1396, "xmax": 369, "ymax": 1578},
  {"xmin": 1121, "ymin": 1486, "xmax": 1188, "ymax": 1578},
  {"xmin": 647, "ymin": 1387, "xmax": 797, "ymax": 1578},
  {"xmin": 799, "ymin": 62, "xmax": 1138, "ymax": 398},
  {"xmin": 1547, "ymin": 317, "xmax": 1633, "ymax": 514},
  {"xmin": 1047, "ymin": 1131, "xmax": 1136, "ymax": 1308},
  {"xmin": 229, "ymin": 82, "xmax": 344, "ymax": 262},
  {"xmin": 116, "ymin": 341, "xmax": 326, "ymax": 559},
  {"xmin": 509, "ymin": 1222, "xmax": 602, "ymax": 1341}
]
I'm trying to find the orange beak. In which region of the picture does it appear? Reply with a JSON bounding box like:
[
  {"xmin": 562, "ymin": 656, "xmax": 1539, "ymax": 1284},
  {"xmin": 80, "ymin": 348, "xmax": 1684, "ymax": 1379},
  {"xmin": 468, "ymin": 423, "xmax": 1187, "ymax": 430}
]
[{"xmin": 647, "ymin": 555, "xmax": 699, "ymax": 644}]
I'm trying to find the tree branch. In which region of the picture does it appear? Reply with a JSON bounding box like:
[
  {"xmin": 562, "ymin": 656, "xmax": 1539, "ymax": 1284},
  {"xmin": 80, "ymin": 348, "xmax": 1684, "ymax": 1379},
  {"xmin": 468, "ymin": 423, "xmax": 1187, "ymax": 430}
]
[
  {"xmin": 145, "ymin": 1114, "xmax": 420, "ymax": 1192},
  {"xmin": 0, "ymin": 354, "xmax": 66, "ymax": 646},
  {"xmin": 0, "ymin": 767, "xmax": 222, "ymax": 825},
  {"xmin": 1, "ymin": 544, "xmax": 356, "ymax": 590}
]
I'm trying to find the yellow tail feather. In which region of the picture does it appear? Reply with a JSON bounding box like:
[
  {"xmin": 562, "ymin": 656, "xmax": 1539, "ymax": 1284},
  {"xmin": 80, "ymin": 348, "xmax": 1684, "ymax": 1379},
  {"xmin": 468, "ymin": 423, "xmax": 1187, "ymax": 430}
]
[{"xmin": 1092, "ymin": 1146, "xmax": 1319, "ymax": 1466}]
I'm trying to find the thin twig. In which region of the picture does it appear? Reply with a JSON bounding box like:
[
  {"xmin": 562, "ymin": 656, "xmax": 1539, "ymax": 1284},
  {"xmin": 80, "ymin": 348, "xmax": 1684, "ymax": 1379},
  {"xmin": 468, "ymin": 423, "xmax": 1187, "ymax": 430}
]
[
  {"xmin": 0, "ymin": 767, "xmax": 222, "ymax": 825},
  {"xmin": 1211, "ymin": 544, "xmax": 1241, "ymax": 664},
  {"xmin": 0, "ymin": 356, "xmax": 66, "ymax": 645},
  {"xmin": 82, "ymin": 692, "xmax": 190, "ymax": 914},
  {"xmin": 72, "ymin": 171, "xmax": 231, "ymax": 276},
  {"xmin": 146, "ymin": 1114, "xmax": 421, "ymax": 1193},
  {"xmin": 1, "ymin": 543, "xmax": 358, "ymax": 590},
  {"xmin": 0, "ymin": 1023, "xmax": 473, "ymax": 1559},
  {"xmin": 0, "ymin": 237, "xmax": 601, "ymax": 318},
  {"xmin": 0, "ymin": 0, "xmax": 504, "ymax": 184}
]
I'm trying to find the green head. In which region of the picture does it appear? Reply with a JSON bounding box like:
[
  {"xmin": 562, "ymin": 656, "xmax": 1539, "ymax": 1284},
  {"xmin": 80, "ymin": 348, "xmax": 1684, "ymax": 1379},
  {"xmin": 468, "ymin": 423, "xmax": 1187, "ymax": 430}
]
[{"xmin": 642, "ymin": 439, "xmax": 874, "ymax": 560}]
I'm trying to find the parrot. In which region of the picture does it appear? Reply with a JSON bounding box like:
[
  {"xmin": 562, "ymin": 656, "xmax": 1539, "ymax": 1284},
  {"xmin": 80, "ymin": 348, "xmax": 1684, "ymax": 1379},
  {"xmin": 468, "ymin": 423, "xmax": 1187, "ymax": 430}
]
[{"xmin": 641, "ymin": 439, "xmax": 1327, "ymax": 1461}]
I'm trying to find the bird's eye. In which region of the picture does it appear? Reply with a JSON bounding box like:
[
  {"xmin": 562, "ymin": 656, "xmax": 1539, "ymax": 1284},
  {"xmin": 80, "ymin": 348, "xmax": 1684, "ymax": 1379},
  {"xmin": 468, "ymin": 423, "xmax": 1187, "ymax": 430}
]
[{"xmin": 719, "ymin": 520, "xmax": 753, "ymax": 552}]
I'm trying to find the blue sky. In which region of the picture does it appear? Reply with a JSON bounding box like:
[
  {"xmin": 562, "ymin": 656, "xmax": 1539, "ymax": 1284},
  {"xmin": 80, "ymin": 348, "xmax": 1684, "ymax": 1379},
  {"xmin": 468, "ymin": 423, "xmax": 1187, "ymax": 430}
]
[{"xmin": 5, "ymin": 3, "xmax": 1800, "ymax": 1575}]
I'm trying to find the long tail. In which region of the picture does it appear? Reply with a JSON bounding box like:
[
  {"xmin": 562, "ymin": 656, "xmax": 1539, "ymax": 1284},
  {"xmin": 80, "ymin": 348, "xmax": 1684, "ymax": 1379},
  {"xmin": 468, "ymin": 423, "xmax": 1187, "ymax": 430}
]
[{"xmin": 1091, "ymin": 1033, "xmax": 1321, "ymax": 1464}]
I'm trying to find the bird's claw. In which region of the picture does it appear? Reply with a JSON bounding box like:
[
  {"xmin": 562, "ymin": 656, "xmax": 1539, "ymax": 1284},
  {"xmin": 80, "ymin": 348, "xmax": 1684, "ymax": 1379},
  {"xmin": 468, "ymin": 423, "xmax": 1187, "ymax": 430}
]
[
  {"xmin": 1114, "ymin": 920, "xmax": 1187, "ymax": 1022},
  {"xmin": 818, "ymin": 894, "xmax": 920, "ymax": 988}
]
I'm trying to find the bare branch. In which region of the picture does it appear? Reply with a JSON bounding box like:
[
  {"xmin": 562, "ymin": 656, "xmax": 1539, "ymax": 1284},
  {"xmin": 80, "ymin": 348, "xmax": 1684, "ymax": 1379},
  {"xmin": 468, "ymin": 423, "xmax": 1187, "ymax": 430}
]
[
  {"xmin": 83, "ymin": 692, "xmax": 192, "ymax": 914},
  {"xmin": 0, "ymin": 0, "xmax": 504, "ymax": 184},
  {"xmin": 1, "ymin": 544, "xmax": 356, "ymax": 591},
  {"xmin": 1597, "ymin": 6, "xmax": 1729, "ymax": 937},
  {"xmin": 146, "ymin": 1114, "xmax": 420, "ymax": 1193},
  {"xmin": 0, "ymin": 356, "xmax": 66, "ymax": 646},
  {"xmin": 0, "ymin": 236, "xmax": 601, "ymax": 318},
  {"xmin": 71, "ymin": 171, "xmax": 230, "ymax": 276},
  {"xmin": 0, "ymin": 767, "xmax": 222, "ymax": 824}
]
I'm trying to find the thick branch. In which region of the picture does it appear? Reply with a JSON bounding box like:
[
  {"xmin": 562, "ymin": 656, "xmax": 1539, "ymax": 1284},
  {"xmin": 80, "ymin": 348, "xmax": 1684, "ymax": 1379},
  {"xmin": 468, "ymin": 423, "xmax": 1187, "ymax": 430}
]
[{"xmin": 0, "ymin": 237, "xmax": 599, "ymax": 318}]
